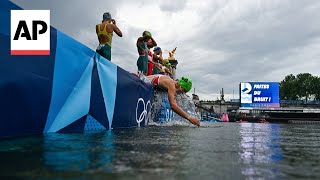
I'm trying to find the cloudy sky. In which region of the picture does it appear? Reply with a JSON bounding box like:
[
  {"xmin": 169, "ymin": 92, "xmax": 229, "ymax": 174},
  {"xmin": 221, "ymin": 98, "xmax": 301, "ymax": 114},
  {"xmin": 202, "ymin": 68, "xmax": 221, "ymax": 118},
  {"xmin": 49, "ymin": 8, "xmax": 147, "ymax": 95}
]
[{"xmin": 11, "ymin": 0, "xmax": 320, "ymax": 100}]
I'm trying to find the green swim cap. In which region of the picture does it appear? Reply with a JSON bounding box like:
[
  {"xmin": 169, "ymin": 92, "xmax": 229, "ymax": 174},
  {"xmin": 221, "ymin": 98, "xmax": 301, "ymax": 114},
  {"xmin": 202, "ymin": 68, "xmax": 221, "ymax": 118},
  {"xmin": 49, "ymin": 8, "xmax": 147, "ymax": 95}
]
[
  {"xmin": 143, "ymin": 31, "xmax": 152, "ymax": 37},
  {"xmin": 178, "ymin": 77, "xmax": 192, "ymax": 92},
  {"xmin": 166, "ymin": 62, "xmax": 171, "ymax": 67}
]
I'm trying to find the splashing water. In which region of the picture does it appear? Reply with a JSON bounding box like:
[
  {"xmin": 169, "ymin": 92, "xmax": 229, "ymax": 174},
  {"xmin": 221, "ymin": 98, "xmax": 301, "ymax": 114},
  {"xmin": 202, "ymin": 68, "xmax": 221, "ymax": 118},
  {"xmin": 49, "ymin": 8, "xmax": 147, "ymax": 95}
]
[
  {"xmin": 138, "ymin": 74, "xmax": 201, "ymax": 127},
  {"xmin": 148, "ymin": 89, "xmax": 201, "ymax": 127},
  {"xmin": 175, "ymin": 93, "xmax": 201, "ymax": 120}
]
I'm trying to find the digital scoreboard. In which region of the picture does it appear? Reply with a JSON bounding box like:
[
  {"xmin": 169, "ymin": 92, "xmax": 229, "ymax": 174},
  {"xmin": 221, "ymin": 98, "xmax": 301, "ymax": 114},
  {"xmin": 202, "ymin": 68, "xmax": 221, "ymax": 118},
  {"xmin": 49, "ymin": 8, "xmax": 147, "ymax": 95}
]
[{"xmin": 240, "ymin": 82, "xmax": 280, "ymax": 108}]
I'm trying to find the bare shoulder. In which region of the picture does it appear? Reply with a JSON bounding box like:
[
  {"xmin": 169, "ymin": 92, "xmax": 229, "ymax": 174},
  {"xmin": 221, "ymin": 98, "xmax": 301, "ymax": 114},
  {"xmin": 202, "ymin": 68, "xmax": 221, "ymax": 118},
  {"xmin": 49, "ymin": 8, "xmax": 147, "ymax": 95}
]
[
  {"xmin": 137, "ymin": 37, "xmax": 144, "ymax": 43},
  {"xmin": 106, "ymin": 23, "xmax": 114, "ymax": 31},
  {"xmin": 110, "ymin": 23, "xmax": 116, "ymax": 28},
  {"xmin": 160, "ymin": 76, "xmax": 174, "ymax": 86}
]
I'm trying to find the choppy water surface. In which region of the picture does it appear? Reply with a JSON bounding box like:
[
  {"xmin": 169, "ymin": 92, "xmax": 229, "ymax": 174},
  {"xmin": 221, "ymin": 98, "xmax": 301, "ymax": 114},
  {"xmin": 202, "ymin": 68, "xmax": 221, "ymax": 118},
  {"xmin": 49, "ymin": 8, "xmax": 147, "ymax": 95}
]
[{"xmin": 1, "ymin": 123, "xmax": 320, "ymax": 179}]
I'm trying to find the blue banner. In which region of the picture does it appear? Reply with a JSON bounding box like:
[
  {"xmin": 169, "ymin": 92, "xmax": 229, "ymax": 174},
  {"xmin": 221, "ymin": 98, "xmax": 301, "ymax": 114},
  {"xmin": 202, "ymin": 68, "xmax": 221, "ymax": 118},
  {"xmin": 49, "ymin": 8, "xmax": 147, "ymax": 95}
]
[
  {"xmin": 0, "ymin": 0, "xmax": 153, "ymax": 138},
  {"xmin": 240, "ymin": 82, "xmax": 280, "ymax": 108}
]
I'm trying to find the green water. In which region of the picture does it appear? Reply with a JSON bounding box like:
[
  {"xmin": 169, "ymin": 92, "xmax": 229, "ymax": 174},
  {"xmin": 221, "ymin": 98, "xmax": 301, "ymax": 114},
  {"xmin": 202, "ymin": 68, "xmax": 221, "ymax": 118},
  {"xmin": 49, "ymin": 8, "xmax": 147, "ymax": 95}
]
[{"xmin": 0, "ymin": 122, "xmax": 320, "ymax": 179}]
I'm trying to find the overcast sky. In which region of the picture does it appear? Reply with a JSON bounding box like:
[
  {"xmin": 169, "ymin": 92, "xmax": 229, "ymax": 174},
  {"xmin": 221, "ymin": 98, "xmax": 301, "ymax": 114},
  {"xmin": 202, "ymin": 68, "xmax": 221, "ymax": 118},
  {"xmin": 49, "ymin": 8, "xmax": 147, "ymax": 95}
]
[{"xmin": 11, "ymin": 0, "xmax": 320, "ymax": 100}]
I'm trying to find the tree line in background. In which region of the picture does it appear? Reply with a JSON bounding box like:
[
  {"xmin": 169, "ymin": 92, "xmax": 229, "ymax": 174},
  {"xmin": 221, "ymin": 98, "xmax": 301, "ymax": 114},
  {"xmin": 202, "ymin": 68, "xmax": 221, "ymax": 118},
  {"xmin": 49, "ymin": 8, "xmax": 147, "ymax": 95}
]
[{"xmin": 280, "ymin": 73, "xmax": 320, "ymax": 101}]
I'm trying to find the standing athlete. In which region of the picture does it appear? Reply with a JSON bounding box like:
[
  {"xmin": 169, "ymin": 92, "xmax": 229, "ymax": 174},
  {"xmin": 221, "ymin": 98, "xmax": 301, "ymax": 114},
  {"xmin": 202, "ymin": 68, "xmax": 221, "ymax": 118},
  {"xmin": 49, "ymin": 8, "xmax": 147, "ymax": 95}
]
[{"xmin": 96, "ymin": 12, "xmax": 122, "ymax": 61}]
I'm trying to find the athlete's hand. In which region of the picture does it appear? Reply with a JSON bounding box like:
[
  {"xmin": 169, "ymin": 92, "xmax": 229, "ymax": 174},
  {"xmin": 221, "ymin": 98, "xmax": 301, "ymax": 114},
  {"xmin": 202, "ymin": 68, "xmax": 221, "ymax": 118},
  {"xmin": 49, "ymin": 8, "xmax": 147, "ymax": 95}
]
[
  {"xmin": 188, "ymin": 117, "xmax": 200, "ymax": 127},
  {"xmin": 111, "ymin": 19, "xmax": 116, "ymax": 25}
]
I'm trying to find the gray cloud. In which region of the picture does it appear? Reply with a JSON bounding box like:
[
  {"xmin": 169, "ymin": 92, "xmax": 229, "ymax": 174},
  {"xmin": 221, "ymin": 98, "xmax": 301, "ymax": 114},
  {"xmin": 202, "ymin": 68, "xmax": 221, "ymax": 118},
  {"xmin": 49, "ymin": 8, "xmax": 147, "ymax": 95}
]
[
  {"xmin": 176, "ymin": 1, "xmax": 320, "ymax": 99},
  {"xmin": 11, "ymin": 0, "xmax": 320, "ymax": 100},
  {"xmin": 158, "ymin": 0, "xmax": 188, "ymax": 12},
  {"xmin": 11, "ymin": 0, "xmax": 121, "ymax": 41}
]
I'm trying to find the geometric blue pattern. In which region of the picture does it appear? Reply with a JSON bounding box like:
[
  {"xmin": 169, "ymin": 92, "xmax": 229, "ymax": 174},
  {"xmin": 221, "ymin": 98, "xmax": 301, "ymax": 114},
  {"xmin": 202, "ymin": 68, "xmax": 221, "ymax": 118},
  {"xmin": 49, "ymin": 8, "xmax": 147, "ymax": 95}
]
[
  {"xmin": 84, "ymin": 114, "xmax": 106, "ymax": 131},
  {"xmin": 45, "ymin": 59, "xmax": 93, "ymax": 133},
  {"xmin": 96, "ymin": 54, "xmax": 118, "ymax": 129},
  {"xmin": 0, "ymin": 0, "xmax": 154, "ymax": 138},
  {"xmin": 44, "ymin": 31, "xmax": 95, "ymax": 133}
]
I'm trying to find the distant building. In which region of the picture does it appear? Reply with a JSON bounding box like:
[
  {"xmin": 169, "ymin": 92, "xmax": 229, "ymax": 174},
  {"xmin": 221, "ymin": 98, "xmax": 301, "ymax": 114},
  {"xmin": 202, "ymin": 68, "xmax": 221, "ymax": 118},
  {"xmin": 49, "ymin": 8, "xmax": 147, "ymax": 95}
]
[
  {"xmin": 230, "ymin": 99, "xmax": 240, "ymax": 103},
  {"xmin": 192, "ymin": 94, "xmax": 199, "ymax": 104}
]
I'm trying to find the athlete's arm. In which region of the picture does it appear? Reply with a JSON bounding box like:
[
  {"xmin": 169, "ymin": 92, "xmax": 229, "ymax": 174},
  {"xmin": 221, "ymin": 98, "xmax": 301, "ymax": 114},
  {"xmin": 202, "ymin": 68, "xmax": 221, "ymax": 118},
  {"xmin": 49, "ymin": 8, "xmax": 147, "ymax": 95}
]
[
  {"xmin": 165, "ymin": 68, "xmax": 172, "ymax": 76},
  {"xmin": 153, "ymin": 53, "xmax": 163, "ymax": 61},
  {"xmin": 150, "ymin": 37, "xmax": 157, "ymax": 47},
  {"xmin": 112, "ymin": 22, "xmax": 122, "ymax": 37},
  {"xmin": 148, "ymin": 59, "xmax": 155, "ymax": 64},
  {"xmin": 167, "ymin": 83, "xmax": 200, "ymax": 126},
  {"xmin": 154, "ymin": 64, "xmax": 162, "ymax": 70},
  {"xmin": 153, "ymin": 54, "xmax": 158, "ymax": 60},
  {"xmin": 159, "ymin": 51, "xmax": 163, "ymax": 60}
]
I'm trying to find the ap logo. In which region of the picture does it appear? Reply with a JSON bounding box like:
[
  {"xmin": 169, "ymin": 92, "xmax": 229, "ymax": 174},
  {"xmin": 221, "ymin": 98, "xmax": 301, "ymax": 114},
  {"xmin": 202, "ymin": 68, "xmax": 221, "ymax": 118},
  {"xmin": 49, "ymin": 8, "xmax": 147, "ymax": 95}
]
[{"xmin": 11, "ymin": 10, "xmax": 50, "ymax": 55}]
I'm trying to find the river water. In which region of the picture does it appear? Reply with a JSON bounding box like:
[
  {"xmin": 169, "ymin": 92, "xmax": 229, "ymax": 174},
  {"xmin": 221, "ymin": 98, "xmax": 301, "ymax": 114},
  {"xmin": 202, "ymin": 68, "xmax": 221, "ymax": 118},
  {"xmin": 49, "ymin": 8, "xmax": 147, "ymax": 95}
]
[{"xmin": 1, "ymin": 122, "xmax": 320, "ymax": 179}]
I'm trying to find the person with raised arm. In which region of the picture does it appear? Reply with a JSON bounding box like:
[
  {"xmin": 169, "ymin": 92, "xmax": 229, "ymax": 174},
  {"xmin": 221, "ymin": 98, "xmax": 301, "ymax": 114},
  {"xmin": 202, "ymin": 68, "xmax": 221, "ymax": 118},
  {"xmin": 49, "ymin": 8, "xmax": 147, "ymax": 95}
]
[
  {"xmin": 96, "ymin": 12, "xmax": 122, "ymax": 61},
  {"xmin": 136, "ymin": 31, "xmax": 157, "ymax": 75}
]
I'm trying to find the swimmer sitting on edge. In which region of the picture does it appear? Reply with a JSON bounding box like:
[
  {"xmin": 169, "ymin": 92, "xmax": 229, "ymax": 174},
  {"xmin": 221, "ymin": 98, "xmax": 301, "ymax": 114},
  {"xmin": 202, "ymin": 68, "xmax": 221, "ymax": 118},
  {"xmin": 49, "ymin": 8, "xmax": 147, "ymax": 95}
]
[{"xmin": 146, "ymin": 75, "xmax": 200, "ymax": 126}]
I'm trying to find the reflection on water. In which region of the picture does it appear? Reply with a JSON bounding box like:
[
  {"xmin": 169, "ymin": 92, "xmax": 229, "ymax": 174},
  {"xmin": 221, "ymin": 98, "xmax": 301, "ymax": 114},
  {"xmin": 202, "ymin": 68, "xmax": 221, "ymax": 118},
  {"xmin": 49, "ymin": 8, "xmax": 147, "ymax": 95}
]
[
  {"xmin": 1, "ymin": 123, "xmax": 320, "ymax": 179},
  {"xmin": 43, "ymin": 131, "xmax": 115, "ymax": 173},
  {"xmin": 239, "ymin": 123, "xmax": 320, "ymax": 179},
  {"xmin": 239, "ymin": 123, "xmax": 284, "ymax": 179}
]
